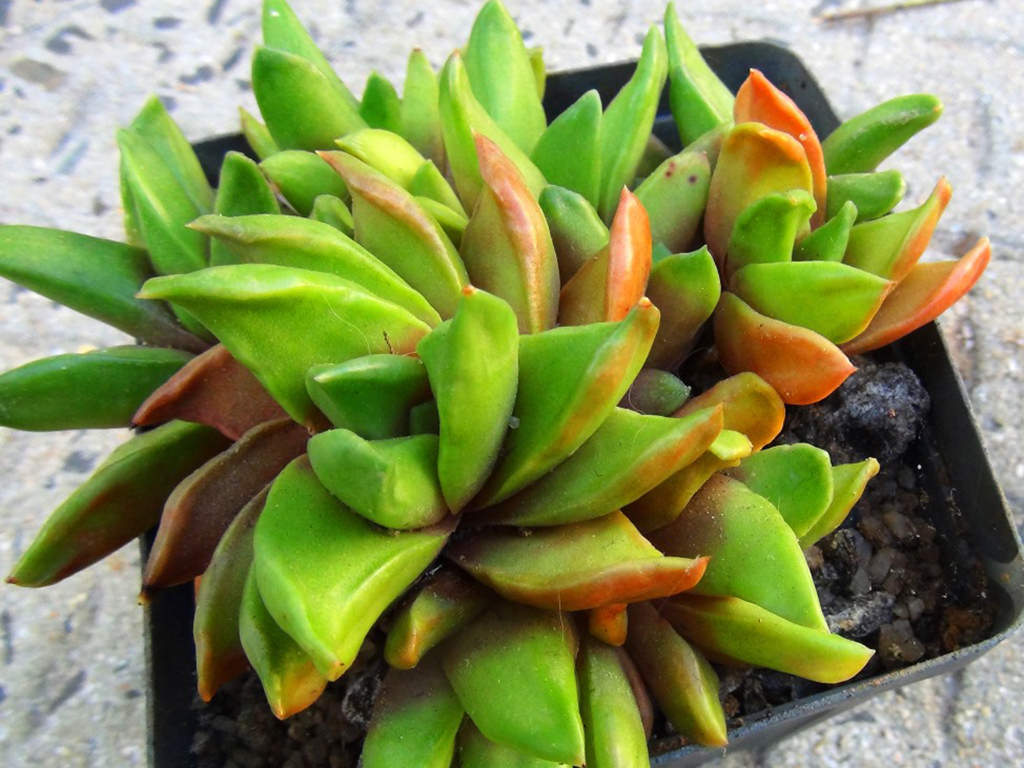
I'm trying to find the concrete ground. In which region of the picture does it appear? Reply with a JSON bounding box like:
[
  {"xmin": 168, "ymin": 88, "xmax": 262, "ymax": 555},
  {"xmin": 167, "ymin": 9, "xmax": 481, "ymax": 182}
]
[{"xmin": 0, "ymin": 1, "xmax": 1020, "ymax": 766}]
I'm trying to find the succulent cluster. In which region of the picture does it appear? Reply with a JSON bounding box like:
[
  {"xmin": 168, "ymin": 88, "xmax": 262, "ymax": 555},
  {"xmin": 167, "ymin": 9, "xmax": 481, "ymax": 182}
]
[{"xmin": 0, "ymin": 1, "xmax": 989, "ymax": 765}]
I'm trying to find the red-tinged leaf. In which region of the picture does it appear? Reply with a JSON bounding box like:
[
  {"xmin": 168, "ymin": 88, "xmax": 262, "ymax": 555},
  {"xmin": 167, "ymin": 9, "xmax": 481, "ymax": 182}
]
[
  {"xmin": 588, "ymin": 603, "xmax": 628, "ymax": 647},
  {"xmin": 842, "ymin": 237, "xmax": 990, "ymax": 354},
  {"xmin": 715, "ymin": 292, "xmax": 855, "ymax": 405},
  {"xmin": 616, "ymin": 646, "xmax": 655, "ymax": 738},
  {"xmin": 133, "ymin": 344, "xmax": 289, "ymax": 440},
  {"xmin": 625, "ymin": 602, "xmax": 727, "ymax": 747},
  {"xmin": 449, "ymin": 511, "xmax": 708, "ymax": 611},
  {"xmin": 673, "ymin": 371, "xmax": 784, "ymax": 451},
  {"xmin": 661, "ymin": 594, "xmax": 874, "ymax": 684},
  {"xmin": 844, "ymin": 177, "xmax": 952, "ymax": 282},
  {"xmin": 734, "ymin": 69, "xmax": 827, "ymax": 226},
  {"xmin": 144, "ymin": 418, "xmax": 309, "ymax": 590}
]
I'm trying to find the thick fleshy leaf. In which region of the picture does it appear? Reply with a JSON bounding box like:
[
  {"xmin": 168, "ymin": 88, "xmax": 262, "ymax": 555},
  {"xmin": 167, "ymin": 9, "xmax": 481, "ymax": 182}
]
[
  {"xmin": 578, "ymin": 634, "xmax": 650, "ymax": 768},
  {"xmin": 588, "ymin": 604, "xmax": 628, "ymax": 647},
  {"xmin": 309, "ymin": 194, "xmax": 354, "ymax": 236},
  {"xmin": 477, "ymin": 301, "xmax": 659, "ymax": 505},
  {"xmin": 306, "ymin": 354, "xmax": 430, "ymax": 439},
  {"xmin": 559, "ymin": 188, "xmax": 653, "ymax": 325},
  {"xmin": 729, "ymin": 260, "xmax": 893, "ymax": 344},
  {"xmin": 650, "ymin": 474, "xmax": 827, "ymax": 630},
  {"xmin": 240, "ymin": 107, "xmax": 280, "ymax": 160},
  {"xmin": 439, "ymin": 52, "xmax": 547, "ymax": 211},
  {"xmin": 457, "ymin": 721, "xmax": 569, "ymax": 768},
  {"xmin": 308, "ymin": 431, "xmax": 447, "ymax": 530},
  {"xmin": 645, "ymin": 246, "xmax": 721, "ymax": 369},
  {"xmin": 528, "ymin": 45, "xmax": 545, "ymax": 98},
  {"xmin": 209, "ymin": 153, "xmax": 281, "ymax": 266},
  {"xmin": 704, "ymin": 122, "xmax": 813, "ymax": 266},
  {"xmin": 133, "ymin": 344, "xmax": 288, "ymax": 441},
  {"xmin": 144, "ymin": 419, "xmax": 307, "ymax": 590},
  {"xmin": 538, "ymin": 185, "xmax": 609, "ymax": 284},
  {"xmin": 191, "ymin": 214, "xmax": 439, "ymax": 327},
  {"xmin": 724, "ymin": 443, "xmax": 835, "ymax": 538},
  {"xmin": 409, "ymin": 400, "xmax": 440, "ymax": 435},
  {"xmin": 408, "ymin": 160, "xmax": 467, "ymax": 217},
  {"xmin": 480, "ymin": 406, "xmax": 723, "ymax": 527},
  {"xmin": 725, "ymin": 190, "xmax": 815, "ymax": 276},
  {"xmin": 460, "ymin": 137, "xmax": 560, "ymax": 334},
  {"xmin": 253, "ymin": 457, "xmax": 451, "ymax": 680},
  {"xmin": 618, "ymin": 647, "xmax": 655, "ymax": 738},
  {"xmin": 239, "ymin": 567, "xmax": 327, "ymax": 719},
  {"xmin": 260, "ymin": 150, "xmax": 350, "ymax": 215},
  {"xmin": 661, "ymin": 594, "xmax": 874, "ymax": 684},
  {"xmin": 626, "ymin": 602, "xmax": 727, "ymax": 747},
  {"xmin": 827, "ymin": 170, "xmax": 906, "ymax": 222},
  {"xmin": 0, "ymin": 346, "xmax": 190, "ymax": 431},
  {"xmin": 621, "ymin": 368, "xmax": 691, "ymax": 416},
  {"xmin": 843, "ymin": 237, "xmax": 990, "ymax": 354},
  {"xmin": 416, "ymin": 197, "xmax": 468, "ymax": 245},
  {"xmin": 361, "ymin": 653, "xmax": 464, "ymax": 768},
  {"xmin": 715, "ymin": 292, "xmax": 855, "ymax": 405},
  {"xmin": 252, "ymin": 45, "xmax": 365, "ymax": 151},
  {"xmin": 799, "ymin": 458, "xmax": 880, "ymax": 548},
  {"xmin": 464, "ymin": 0, "xmax": 547, "ymax": 154},
  {"xmin": 664, "ymin": 2, "xmax": 734, "ymax": 147},
  {"xmin": 598, "ymin": 27, "xmax": 668, "ymax": 219},
  {"xmin": 261, "ymin": 0, "xmax": 360, "ymax": 112},
  {"xmin": 359, "ymin": 72, "xmax": 401, "ymax": 132},
  {"xmin": 384, "ymin": 567, "xmax": 491, "ymax": 670},
  {"xmin": 400, "ymin": 49, "xmax": 445, "ymax": 166},
  {"xmin": 636, "ymin": 134, "xmax": 674, "ymax": 179},
  {"xmin": 139, "ymin": 264, "xmax": 431, "ymax": 428},
  {"xmin": 673, "ymin": 371, "xmax": 784, "ymax": 451},
  {"xmin": 418, "ymin": 287, "xmax": 519, "ymax": 512},
  {"xmin": 531, "ymin": 90, "xmax": 602, "ymax": 208},
  {"xmin": 449, "ymin": 511, "xmax": 708, "ymax": 610},
  {"xmin": 822, "ymin": 93, "xmax": 943, "ymax": 175},
  {"xmin": 7, "ymin": 421, "xmax": 229, "ymax": 587},
  {"xmin": 194, "ymin": 488, "xmax": 267, "ymax": 701},
  {"xmin": 844, "ymin": 177, "xmax": 952, "ymax": 282},
  {"xmin": 443, "ymin": 601, "xmax": 584, "ymax": 765},
  {"xmin": 322, "ymin": 151, "xmax": 468, "ymax": 318},
  {"xmin": 794, "ymin": 200, "xmax": 858, "ymax": 263},
  {"xmin": 335, "ymin": 128, "xmax": 425, "ymax": 190},
  {"xmin": 735, "ymin": 69, "xmax": 827, "ymax": 225},
  {"xmin": 633, "ymin": 149, "xmax": 711, "ymax": 253}
]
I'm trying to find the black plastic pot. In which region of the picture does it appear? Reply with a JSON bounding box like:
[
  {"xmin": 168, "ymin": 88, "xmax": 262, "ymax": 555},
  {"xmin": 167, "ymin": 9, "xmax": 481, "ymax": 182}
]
[{"xmin": 146, "ymin": 43, "xmax": 1024, "ymax": 768}]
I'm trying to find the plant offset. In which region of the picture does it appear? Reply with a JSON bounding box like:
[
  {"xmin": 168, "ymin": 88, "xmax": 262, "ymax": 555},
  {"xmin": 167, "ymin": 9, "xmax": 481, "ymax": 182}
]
[{"xmin": 0, "ymin": 0, "xmax": 990, "ymax": 765}]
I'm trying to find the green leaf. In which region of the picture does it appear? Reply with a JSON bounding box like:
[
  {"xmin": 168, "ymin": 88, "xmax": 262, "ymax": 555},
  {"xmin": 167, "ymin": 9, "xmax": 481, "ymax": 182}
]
[
  {"xmin": 724, "ymin": 189, "xmax": 815, "ymax": 275},
  {"xmin": 464, "ymin": 0, "xmax": 547, "ymax": 154},
  {"xmin": 308, "ymin": 430, "xmax": 448, "ymax": 530},
  {"xmin": 305, "ymin": 354, "xmax": 430, "ymax": 439},
  {"xmin": 239, "ymin": 566, "xmax": 327, "ymax": 719},
  {"xmin": 399, "ymin": 49, "xmax": 445, "ymax": 166},
  {"xmin": 598, "ymin": 26, "xmax": 668, "ymax": 219},
  {"xmin": 794, "ymin": 200, "xmax": 858, "ymax": 263},
  {"xmin": 252, "ymin": 45, "xmax": 366, "ymax": 151},
  {"xmin": 408, "ymin": 160, "xmax": 467, "ymax": 217},
  {"xmin": 625, "ymin": 602, "xmax": 727, "ymax": 747},
  {"xmin": 409, "ymin": 400, "xmax": 440, "ymax": 435},
  {"xmin": 531, "ymin": 90, "xmax": 602, "ymax": 208},
  {"xmin": 359, "ymin": 71, "xmax": 402, "ymax": 132},
  {"xmin": 799, "ymin": 458, "xmax": 880, "ymax": 548},
  {"xmin": 644, "ymin": 246, "xmax": 720, "ymax": 370},
  {"xmin": 384, "ymin": 567, "xmax": 491, "ymax": 670},
  {"xmin": 260, "ymin": 150, "xmax": 349, "ymax": 215},
  {"xmin": 143, "ymin": 418, "xmax": 309, "ymax": 590},
  {"xmin": 336, "ymin": 128, "xmax": 427, "ymax": 189},
  {"xmin": 443, "ymin": 602, "xmax": 584, "ymax": 765},
  {"xmin": 827, "ymin": 170, "xmax": 906, "ymax": 222},
  {"xmin": 194, "ymin": 488, "xmax": 267, "ymax": 702},
  {"xmin": 649, "ymin": 474, "xmax": 827, "ymax": 631},
  {"xmin": 190, "ymin": 214, "xmax": 440, "ymax": 327},
  {"xmin": 449, "ymin": 511, "xmax": 708, "ymax": 610},
  {"xmin": 309, "ymin": 194, "xmax": 354, "ymax": 236},
  {"xmin": 7, "ymin": 421, "xmax": 229, "ymax": 587},
  {"xmin": 578, "ymin": 634, "xmax": 650, "ymax": 768},
  {"xmin": 457, "ymin": 721, "xmax": 569, "ymax": 768},
  {"xmin": 634, "ymin": 149, "xmax": 711, "ymax": 253},
  {"xmin": 239, "ymin": 107, "xmax": 280, "ymax": 161},
  {"xmin": 418, "ymin": 288, "xmax": 519, "ymax": 512},
  {"xmin": 538, "ymin": 185, "xmax": 609, "ymax": 284},
  {"xmin": 210, "ymin": 152, "xmax": 281, "ymax": 266},
  {"xmin": 139, "ymin": 264, "xmax": 432, "ymax": 427},
  {"xmin": 621, "ymin": 368, "xmax": 692, "ymax": 416},
  {"xmin": 729, "ymin": 260, "xmax": 893, "ymax": 344},
  {"xmin": 480, "ymin": 406, "xmax": 723, "ymax": 527},
  {"xmin": 361, "ymin": 654, "xmax": 464, "ymax": 768},
  {"xmin": 477, "ymin": 301, "xmax": 659, "ymax": 505},
  {"xmin": 822, "ymin": 93, "xmax": 942, "ymax": 175},
  {"xmin": 253, "ymin": 457, "xmax": 451, "ymax": 680},
  {"xmin": 0, "ymin": 346, "xmax": 190, "ymax": 431}
]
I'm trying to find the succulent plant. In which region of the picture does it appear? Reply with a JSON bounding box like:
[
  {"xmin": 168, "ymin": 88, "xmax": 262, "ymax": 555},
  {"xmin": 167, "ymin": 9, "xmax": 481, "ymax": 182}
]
[{"xmin": 0, "ymin": 0, "xmax": 989, "ymax": 765}]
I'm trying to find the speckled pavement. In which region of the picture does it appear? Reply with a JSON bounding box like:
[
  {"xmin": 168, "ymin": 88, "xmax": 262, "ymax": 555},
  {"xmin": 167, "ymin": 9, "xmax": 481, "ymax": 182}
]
[{"xmin": 0, "ymin": 1, "xmax": 1020, "ymax": 766}]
